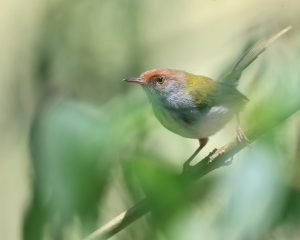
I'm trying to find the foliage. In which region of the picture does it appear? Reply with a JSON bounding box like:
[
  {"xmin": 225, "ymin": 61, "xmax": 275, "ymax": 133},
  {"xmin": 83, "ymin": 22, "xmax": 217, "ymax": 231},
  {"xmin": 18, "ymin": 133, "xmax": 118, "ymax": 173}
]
[{"xmin": 0, "ymin": 0, "xmax": 300, "ymax": 240}]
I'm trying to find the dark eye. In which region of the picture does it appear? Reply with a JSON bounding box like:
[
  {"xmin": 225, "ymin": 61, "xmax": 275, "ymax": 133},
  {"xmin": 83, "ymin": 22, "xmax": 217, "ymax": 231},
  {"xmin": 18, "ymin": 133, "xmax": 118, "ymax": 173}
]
[{"xmin": 156, "ymin": 76, "xmax": 164, "ymax": 84}]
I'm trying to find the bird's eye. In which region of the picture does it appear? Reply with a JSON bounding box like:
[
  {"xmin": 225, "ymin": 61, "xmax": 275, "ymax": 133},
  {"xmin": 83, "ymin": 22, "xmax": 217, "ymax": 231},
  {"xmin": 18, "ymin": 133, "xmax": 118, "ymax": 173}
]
[{"xmin": 156, "ymin": 76, "xmax": 164, "ymax": 84}]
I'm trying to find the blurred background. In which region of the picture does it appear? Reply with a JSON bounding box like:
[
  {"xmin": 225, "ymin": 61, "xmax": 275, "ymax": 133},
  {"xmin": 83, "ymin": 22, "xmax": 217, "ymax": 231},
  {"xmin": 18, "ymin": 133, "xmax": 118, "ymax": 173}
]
[{"xmin": 0, "ymin": 0, "xmax": 300, "ymax": 239}]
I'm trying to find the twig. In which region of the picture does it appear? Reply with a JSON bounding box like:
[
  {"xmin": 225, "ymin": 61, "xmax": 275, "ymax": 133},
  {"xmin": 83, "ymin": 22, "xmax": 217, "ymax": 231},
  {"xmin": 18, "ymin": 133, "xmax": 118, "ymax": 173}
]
[
  {"xmin": 84, "ymin": 103, "xmax": 300, "ymax": 240},
  {"xmin": 85, "ymin": 199, "xmax": 149, "ymax": 240}
]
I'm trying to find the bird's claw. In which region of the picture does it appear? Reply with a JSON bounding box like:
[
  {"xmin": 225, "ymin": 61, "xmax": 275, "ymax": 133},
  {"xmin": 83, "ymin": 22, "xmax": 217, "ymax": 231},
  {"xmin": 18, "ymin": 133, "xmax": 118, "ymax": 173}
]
[
  {"xmin": 225, "ymin": 155, "xmax": 234, "ymax": 165},
  {"xmin": 236, "ymin": 125, "xmax": 249, "ymax": 143},
  {"xmin": 183, "ymin": 161, "xmax": 191, "ymax": 172}
]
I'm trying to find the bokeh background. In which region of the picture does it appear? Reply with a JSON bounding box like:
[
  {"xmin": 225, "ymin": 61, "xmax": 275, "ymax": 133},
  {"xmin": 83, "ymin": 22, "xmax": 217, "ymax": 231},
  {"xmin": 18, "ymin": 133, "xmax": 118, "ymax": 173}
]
[{"xmin": 0, "ymin": 0, "xmax": 300, "ymax": 239}]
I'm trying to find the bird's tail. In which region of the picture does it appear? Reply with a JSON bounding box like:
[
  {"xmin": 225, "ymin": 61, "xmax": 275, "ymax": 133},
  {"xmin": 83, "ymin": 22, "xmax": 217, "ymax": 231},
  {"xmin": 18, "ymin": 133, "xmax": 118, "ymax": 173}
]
[{"xmin": 220, "ymin": 26, "xmax": 292, "ymax": 86}]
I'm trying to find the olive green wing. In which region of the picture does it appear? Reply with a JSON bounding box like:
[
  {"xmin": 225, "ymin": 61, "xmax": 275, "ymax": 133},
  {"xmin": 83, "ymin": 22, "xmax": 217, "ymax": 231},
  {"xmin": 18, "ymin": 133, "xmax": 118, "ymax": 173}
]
[{"xmin": 186, "ymin": 74, "xmax": 248, "ymax": 110}]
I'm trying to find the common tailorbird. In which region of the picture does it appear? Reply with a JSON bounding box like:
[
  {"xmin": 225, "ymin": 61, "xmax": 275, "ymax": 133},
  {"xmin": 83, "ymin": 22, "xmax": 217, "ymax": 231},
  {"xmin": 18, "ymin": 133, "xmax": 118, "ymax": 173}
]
[{"xmin": 124, "ymin": 26, "xmax": 291, "ymax": 169}]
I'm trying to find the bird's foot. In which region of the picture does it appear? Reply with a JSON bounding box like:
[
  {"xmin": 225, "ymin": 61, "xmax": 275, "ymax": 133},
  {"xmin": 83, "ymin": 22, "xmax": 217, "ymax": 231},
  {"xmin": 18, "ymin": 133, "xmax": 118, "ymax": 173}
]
[
  {"xmin": 183, "ymin": 150, "xmax": 199, "ymax": 172},
  {"xmin": 236, "ymin": 125, "xmax": 249, "ymax": 143},
  {"xmin": 182, "ymin": 138, "xmax": 208, "ymax": 173},
  {"xmin": 209, "ymin": 146, "xmax": 227, "ymax": 162},
  {"xmin": 183, "ymin": 161, "xmax": 191, "ymax": 173},
  {"xmin": 225, "ymin": 155, "xmax": 234, "ymax": 165}
]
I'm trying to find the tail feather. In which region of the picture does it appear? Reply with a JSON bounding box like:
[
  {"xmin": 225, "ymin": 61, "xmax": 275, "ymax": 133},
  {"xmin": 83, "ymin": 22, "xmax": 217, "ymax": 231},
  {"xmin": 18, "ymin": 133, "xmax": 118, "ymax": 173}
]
[{"xmin": 220, "ymin": 26, "xmax": 292, "ymax": 86}]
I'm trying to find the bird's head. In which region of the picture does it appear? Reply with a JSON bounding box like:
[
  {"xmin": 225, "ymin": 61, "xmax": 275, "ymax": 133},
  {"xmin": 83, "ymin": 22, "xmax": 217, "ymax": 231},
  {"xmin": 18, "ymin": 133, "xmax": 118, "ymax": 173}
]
[{"xmin": 123, "ymin": 68, "xmax": 192, "ymax": 107}]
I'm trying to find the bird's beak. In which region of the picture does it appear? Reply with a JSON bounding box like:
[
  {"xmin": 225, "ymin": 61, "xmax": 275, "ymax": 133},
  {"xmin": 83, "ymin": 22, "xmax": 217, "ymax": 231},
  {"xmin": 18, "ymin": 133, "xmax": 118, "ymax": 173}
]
[{"xmin": 123, "ymin": 77, "xmax": 144, "ymax": 85}]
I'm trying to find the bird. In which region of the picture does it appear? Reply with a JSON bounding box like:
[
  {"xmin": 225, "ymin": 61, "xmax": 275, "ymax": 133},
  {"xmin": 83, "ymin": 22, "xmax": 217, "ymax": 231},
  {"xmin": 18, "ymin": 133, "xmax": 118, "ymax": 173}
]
[{"xmin": 123, "ymin": 26, "xmax": 291, "ymax": 170}]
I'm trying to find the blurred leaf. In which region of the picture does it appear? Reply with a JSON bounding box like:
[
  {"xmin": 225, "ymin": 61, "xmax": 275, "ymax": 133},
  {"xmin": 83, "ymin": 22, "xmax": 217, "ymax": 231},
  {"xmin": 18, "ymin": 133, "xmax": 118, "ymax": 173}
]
[
  {"xmin": 25, "ymin": 100, "xmax": 114, "ymax": 239},
  {"xmin": 127, "ymin": 153, "xmax": 190, "ymax": 227},
  {"xmin": 215, "ymin": 140, "xmax": 287, "ymax": 240}
]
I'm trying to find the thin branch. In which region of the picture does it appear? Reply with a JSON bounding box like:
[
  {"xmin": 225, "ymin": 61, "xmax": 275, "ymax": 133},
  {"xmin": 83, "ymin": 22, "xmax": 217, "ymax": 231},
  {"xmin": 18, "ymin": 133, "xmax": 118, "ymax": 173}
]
[
  {"xmin": 85, "ymin": 199, "xmax": 149, "ymax": 240},
  {"xmin": 84, "ymin": 103, "xmax": 300, "ymax": 240}
]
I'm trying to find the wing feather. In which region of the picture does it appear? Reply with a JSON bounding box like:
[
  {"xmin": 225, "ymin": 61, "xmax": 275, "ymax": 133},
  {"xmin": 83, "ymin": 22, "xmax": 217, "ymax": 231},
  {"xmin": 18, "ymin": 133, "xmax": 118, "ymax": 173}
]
[{"xmin": 186, "ymin": 74, "xmax": 248, "ymax": 111}]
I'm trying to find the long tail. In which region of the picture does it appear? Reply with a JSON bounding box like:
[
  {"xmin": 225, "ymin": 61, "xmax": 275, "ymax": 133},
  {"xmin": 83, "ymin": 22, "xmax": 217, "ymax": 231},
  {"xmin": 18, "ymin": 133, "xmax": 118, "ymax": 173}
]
[{"xmin": 220, "ymin": 26, "xmax": 292, "ymax": 86}]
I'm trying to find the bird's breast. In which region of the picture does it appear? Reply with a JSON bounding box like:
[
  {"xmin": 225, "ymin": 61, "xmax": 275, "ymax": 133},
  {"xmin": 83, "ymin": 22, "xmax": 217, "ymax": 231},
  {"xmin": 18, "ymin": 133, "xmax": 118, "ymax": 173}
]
[{"xmin": 152, "ymin": 104, "xmax": 234, "ymax": 139}]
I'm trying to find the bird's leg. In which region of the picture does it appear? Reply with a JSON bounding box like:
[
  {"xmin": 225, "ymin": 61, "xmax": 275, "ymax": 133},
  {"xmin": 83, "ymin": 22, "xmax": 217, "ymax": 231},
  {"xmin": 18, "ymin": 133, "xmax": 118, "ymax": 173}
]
[
  {"xmin": 183, "ymin": 138, "xmax": 208, "ymax": 171},
  {"xmin": 235, "ymin": 114, "xmax": 249, "ymax": 142}
]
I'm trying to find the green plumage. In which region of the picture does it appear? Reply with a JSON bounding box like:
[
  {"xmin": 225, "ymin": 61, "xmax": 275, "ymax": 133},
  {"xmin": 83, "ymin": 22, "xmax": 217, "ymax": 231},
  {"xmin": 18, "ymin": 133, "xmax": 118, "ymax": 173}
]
[{"xmin": 186, "ymin": 73, "xmax": 248, "ymax": 111}]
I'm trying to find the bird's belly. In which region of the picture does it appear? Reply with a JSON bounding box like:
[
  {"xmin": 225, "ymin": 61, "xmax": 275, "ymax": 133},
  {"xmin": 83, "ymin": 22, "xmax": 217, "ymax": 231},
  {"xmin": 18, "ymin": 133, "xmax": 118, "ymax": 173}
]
[{"xmin": 153, "ymin": 105, "xmax": 234, "ymax": 139}]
